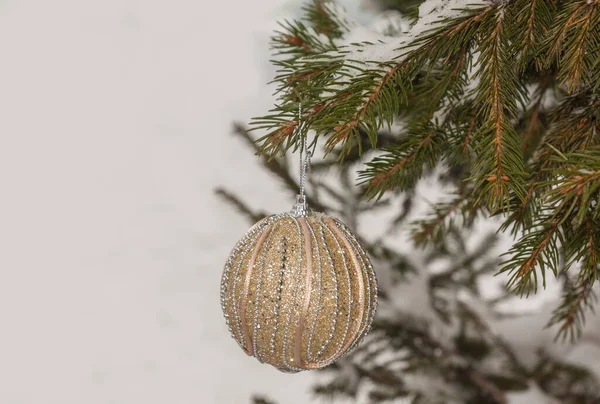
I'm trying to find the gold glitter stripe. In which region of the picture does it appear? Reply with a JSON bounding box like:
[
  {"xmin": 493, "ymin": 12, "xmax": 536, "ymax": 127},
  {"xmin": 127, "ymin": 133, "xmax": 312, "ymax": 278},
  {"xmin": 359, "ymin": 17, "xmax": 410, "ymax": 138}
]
[
  {"xmin": 319, "ymin": 220, "xmax": 351, "ymax": 364},
  {"xmin": 294, "ymin": 218, "xmax": 313, "ymax": 366},
  {"xmin": 252, "ymin": 223, "xmax": 279, "ymax": 362},
  {"xmin": 281, "ymin": 217, "xmax": 304, "ymax": 371},
  {"xmin": 239, "ymin": 225, "xmax": 273, "ymax": 356},
  {"xmin": 304, "ymin": 219, "xmax": 323, "ymax": 363},
  {"xmin": 269, "ymin": 237, "xmax": 287, "ymax": 356},
  {"xmin": 325, "ymin": 218, "xmax": 365, "ymax": 357}
]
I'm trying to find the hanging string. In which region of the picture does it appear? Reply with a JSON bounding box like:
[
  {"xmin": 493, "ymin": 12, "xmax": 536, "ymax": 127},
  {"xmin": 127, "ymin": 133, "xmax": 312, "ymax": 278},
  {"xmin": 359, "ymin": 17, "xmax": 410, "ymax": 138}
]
[
  {"xmin": 292, "ymin": 101, "xmax": 312, "ymax": 216},
  {"xmin": 299, "ymin": 101, "xmax": 312, "ymax": 201}
]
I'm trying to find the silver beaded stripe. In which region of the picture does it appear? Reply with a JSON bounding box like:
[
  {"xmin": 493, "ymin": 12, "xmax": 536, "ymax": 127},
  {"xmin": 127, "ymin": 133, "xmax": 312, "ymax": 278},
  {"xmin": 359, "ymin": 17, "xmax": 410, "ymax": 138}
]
[
  {"xmin": 240, "ymin": 221, "xmax": 278, "ymax": 356},
  {"xmin": 281, "ymin": 216, "xmax": 304, "ymax": 372},
  {"xmin": 220, "ymin": 221, "xmax": 260, "ymax": 335},
  {"xmin": 324, "ymin": 219, "xmax": 366, "ymax": 361},
  {"xmin": 294, "ymin": 217, "xmax": 314, "ymax": 366},
  {"xmin": 252, "ymin": 222, "xmax": 279, "ymax": 362},
  {"xmin": 222, "ymin": 216, "xmax": 272, "ymax": 349},
  {"xmin": 314, "ymin": 220, "xmax": 339, "ymax": 360},
  {"xmin": 333, "ymin": 220, "xmax": 376, "ymax": 353},
  {"xmin": 303, "ymin": 219, "xmax": 323, "ymax": 364},
  {"xmin": 220, "ymin": 257, "xmax": 234, "ymax": 333},
  {"xmin": 335, "ymin": 220, "xmax": 378, "ymax": 334},
  {"xmin": 269, "ymin": 237, "xmax": 287, "ymax": 356},
  {"xmin": 317, "ymin": 221, "xmax": 353, "ymax": 366}
]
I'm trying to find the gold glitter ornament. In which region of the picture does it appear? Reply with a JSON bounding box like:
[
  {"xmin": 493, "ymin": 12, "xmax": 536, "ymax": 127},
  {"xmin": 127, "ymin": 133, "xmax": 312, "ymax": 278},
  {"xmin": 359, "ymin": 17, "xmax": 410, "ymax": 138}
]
[
  {"xmin": 220, "ymin": 102, "xmax": 377, "ymax": 372},
  {"xmin": 220, "ymin": 208, "xmax": 378, "ymax": 372}
]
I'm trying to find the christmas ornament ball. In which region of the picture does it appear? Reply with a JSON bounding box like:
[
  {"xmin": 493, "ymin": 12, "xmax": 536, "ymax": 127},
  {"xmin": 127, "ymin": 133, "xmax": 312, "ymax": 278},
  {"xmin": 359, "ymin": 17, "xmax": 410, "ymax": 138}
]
[{"xmin": 220, "ymin": 211, "xmax": 377, "ymax": 372}]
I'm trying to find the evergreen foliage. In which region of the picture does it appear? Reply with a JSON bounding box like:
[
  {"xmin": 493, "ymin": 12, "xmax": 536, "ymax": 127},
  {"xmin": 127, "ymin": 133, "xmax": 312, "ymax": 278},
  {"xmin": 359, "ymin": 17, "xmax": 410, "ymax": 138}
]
[
  {"xmin": 223, "ymin": 124, "xmax": 600, "ymax": 402},
  {"xmin": 252, "ymin": 0, "xmax": 600, "ymax": 341},
  {"xmin": 220, "ymin": 0, "xmax": 600, "ymax": 402}
]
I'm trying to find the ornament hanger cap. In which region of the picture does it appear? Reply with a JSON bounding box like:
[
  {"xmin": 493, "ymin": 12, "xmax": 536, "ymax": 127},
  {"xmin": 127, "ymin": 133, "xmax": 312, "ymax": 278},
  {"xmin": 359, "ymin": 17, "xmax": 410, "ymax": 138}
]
[{"xmin": 290, "ymin": 194, "xmax": 309, "ymax": 217}]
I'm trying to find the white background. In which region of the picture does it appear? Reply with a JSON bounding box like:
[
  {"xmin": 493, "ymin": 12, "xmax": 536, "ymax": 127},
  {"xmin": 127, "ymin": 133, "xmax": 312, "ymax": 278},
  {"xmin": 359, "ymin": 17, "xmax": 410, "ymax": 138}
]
[{"xmin": 0, "ymin": 0, "xmax": 336, "ymax": 402}]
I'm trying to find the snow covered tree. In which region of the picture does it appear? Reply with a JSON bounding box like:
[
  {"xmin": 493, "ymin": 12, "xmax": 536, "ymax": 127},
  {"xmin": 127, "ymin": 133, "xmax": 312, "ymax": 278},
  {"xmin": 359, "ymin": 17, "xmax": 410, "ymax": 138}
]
[{"xmin": 218, "ymin": 0, "xmax": 600, "ymax": 402}]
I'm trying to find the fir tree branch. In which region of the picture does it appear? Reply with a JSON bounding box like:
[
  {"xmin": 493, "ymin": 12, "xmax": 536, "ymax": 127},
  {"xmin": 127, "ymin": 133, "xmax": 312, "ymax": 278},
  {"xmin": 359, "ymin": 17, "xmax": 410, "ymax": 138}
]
[
  {"xmin": 521, "ymin": 101, "xmax": 542, "ymax": 154},
  {"xmin": 501, "ymin": 181, "xmax": 539, "ymax": 236},
  {"xmin": 304, "ymin": 0, "xmax": 351, "ymax": 38},
  {"xmin": 232, "ymin": 123, "xmax": 328, "ymax": 212},
  {"xmin": 471, "ymin": 3, "xmax": 527, "ymax": 212},
  {"xmin": 325, "ymin": 62, "xmax": 404, "ymax": 155},
  {"xmin": 545, "ymin": 0, "xmax": 600, "ymax": 92},
  {"xmin": 513, "ymin": 0, "xmax": 554, "ymax": 70},
  {"xmin": 462, "ymin": 113, "xmax": 478, "ymax": 157},
  {"xmin": 501, "ymin": 148, "xmax": 600, "ymax": 299},
  {"xmin": 500, "ymin": 214, "xmax": 562, "ymax": 295},
  {"xmin": 252, "ymin": 396, "xmax": 278, "ymax": 404},
  {"xmin": 359, "ymin": 120, "xmax": 446, "ymax": 198},
  {"xmin": 254, "ymin": 3, "xmax": 490, "ymax": 160},
  {"xmin": 544, "ymin": 93, "xmax": 600, "ymax": 154},
  {"xmin": 545, "ymin": 149, "xmax": 600, "ymax": 225},
  {"xmin": 215, "ymin": 187, "xmax": 270, "ymax": 223},
  {"xmin": 376, "ymin": 318, "xmax": 507, "ymax": 404},
  {"xmin": 411, "ymin": 193, "xmax": 472, "ymax": 247},
  {"xmin": 444, "ymin": 104, "xmax": 480, "ymax": 166},
  {"xmin": 548, "ymin": 224, "xmax": 598, "ymax": 342},
  {"xmin": 249, "ymin": 0, "xmax": 600, "ymax": 346}
]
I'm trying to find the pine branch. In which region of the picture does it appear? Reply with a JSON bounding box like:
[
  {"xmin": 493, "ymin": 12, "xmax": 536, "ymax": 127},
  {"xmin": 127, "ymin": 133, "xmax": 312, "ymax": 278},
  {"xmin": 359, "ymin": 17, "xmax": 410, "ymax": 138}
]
[
  {"xmin": 548, "ymin": 222, "xmax": 599, "ymax": 342},
  {"xmin": 272, "ymin": 1, "xmax": 349, "ymax": 58},
  {"xmin": 214, "ymin": 188, "xmax": 268, "ymax": 223},
  {"xmin": 303, "ymin": 0, "xmax": 350, "ymax": 38},
  {"xmin": 501, "ymin": 148, "xmax": 600, "ymax": 299},
  {"xmin": 359, "ymin": 119, "xmax": 446, "ymax": 198},
  {"xmin": 411, "ymin": 193, "xmax": 473, "ymax": 247},
  {"xmin": 324, "ymin": 62, "xmax": 406, "ymax": 156},
  {"xmin": 471, "ymin": 3, "xmax": 527, "ymax": 212},
  {"xmin": 443, "ymin": 103, "xmax": 481, "ymax": 167},
  {"xmin": 545, "ymin": 149, "xmax": 600, "ymax": 225},
  {"xmin": 375, "ymin": 318, "xmax": 508, "ymax": 404},
  {"xmin": 252, "ymin": 396, "xmax": 279, "ymax": 404},
  {"xmin": 254, "ymin": 3, "xmax": 490, "ymax": 160},
  {"xmin": 544, "ymin": 0, "xmax": 600, "ymax": 92},
  {"xmin": 500, "ymin": 213, "xmax": 562, "ymax": 296},
  {"xmin": 501, "ymin": 181, "xmax": 540, "ymax": 236},
  {"xmin": 544, "ymin": 93, "xmax": 600, "ymax": 154},
  {"xmin": 513, "ymin": 0, "xmax": 554, "ymax": 71},
  {"xmin": 320, "ymin": 6, "xmax": 487, "ymax": 158},
  {"xmin": 518, "ymin": 74, "xmax": 554, "ymax": 161},
  {"xmin": 248, "ymin": 0, "xmax": 600, "ymax": 350},
  {"xmin": 232, "ymin": 123, "xmax": 328, "ymax": 212}
]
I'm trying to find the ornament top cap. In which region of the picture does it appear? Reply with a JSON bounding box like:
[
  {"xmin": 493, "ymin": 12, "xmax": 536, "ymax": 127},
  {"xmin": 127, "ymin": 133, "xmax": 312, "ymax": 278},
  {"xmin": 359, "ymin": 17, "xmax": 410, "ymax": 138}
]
[{"xmin": 290, "ymin": 194, "xmax": 309, "ymax": 217}]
